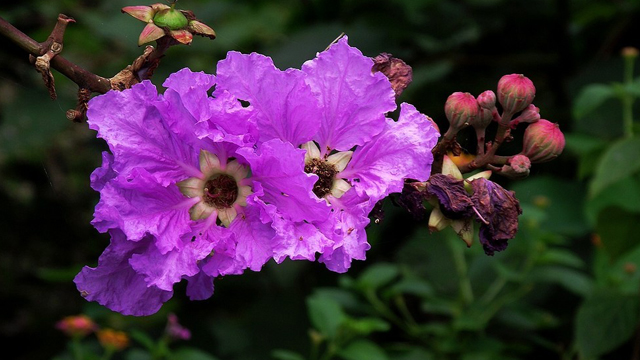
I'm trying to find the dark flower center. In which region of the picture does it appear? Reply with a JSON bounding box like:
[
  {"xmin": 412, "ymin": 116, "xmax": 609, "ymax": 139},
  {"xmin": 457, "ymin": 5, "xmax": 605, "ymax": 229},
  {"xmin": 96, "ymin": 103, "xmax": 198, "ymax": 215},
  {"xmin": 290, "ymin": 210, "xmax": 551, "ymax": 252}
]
[
  {"xmin": 203, "ymin": 174, "xmax": 238, "ymax": 208},
  {"xmin": 305, "ymin": 158, "xmax": 337, "ymax": 198}
]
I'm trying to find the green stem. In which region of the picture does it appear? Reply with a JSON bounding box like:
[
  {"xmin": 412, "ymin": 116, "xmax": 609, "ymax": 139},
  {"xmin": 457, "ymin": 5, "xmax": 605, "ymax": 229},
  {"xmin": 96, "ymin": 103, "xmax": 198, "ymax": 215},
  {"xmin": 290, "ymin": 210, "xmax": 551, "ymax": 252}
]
[
  {"xmin": 71, "ymin": 336, "xmax": 83, "ymax": 360},
  {"xmin": 100, "ymin": 347, "xmax": 115, "ymax": 360},
  {"xmin": 447, "ymin": 235, "xmax": 474, "ymax": 306},
  {"xmin": 623, "ymin": 53, "xmax": 635, "ymax": 138}
]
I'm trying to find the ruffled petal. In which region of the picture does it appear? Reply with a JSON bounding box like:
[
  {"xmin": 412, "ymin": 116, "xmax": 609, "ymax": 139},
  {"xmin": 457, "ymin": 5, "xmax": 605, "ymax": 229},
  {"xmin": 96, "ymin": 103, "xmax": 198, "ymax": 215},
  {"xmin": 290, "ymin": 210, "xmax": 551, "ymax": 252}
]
[
  {"xmin": 301, "ymin": 36, "xmax": 396, "ymax": 152},
  {"xmin": 185, "ymin": 271, "xmax": 214, "ymax": 301},
  {"xmin": 74, "ymin": 230, "xmax": 173, "ymax": 316},
  {"xmin": 255, "ymin": 202, "xmax": 331, "ymax": 263},
  {"xmin": 92, "ymin": 168, "xmax": 196, "ymax": 253},
  {"xmin": 238, "ymin": 139, "xmax": 331, "ymax": 223},
  {"xmin": 87, "ymin": 81, "xmax": 199, "ymax": 186},
  {"xmin": 341, "ymin": 103, "xmax": 439, "ymax": 202},
  {"xmin": 230, "ymin": 202, "xmax": 276, "ymax": 271},
  {"xmin": 129, "ymin": 234, "xmax": 214, "ymax": 291},
  {"xmin": 317, "ymin": 190, "xmax": 372, "ymax": 272},
  {"xmin": 90, "ymin": 152, "xmax": 116, "ymax": 191},
  {"xmin": 216, "ymin": 51, "xmax": 320, "ymax": 146}
]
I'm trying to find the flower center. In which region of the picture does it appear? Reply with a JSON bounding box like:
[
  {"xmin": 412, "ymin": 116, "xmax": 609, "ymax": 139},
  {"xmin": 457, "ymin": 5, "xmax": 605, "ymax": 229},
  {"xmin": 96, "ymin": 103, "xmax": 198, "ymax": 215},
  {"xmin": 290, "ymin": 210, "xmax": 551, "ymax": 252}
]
[
  {"xmin": 203, "ymin": 174, "xmax": 238, "ymax": 209},
  {"xmin": 305, "ymin": 158, "xmax": 338, "ymax": 198}
]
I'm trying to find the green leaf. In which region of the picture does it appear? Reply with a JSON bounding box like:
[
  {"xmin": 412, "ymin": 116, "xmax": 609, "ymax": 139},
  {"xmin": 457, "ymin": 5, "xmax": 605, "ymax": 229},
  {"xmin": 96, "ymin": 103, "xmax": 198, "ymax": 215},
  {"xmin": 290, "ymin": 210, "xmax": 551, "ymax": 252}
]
[
  {"xmin": 536, "ymin": 249, "xmax": 585, "ymax": 269},
  {"xmin": 595, "ymin": 206, "xmax": 640, "ymax": 261},
  {"xmin": 528, "ymin": 266, "xmax": 593, "ymax": 296},
  {"xmin": 586, "ymin": 176, "xmax": 640, "ymax": 224},
  {"xmin": 125, "ymin": 349, "xmax": 152, "ymax": 360},
  {"xmin": 356, "ymin": 263, "xmax": 399, "ymax": 291},
  {"xmin": 306, "ymin": 293, "xmax": 347, "ymax": 339},
  {"xmin": 168, "ymin": 348, "xmax": 220, "ymax": 360},
  {"xmin": 575, "ymin": 289, "xmax": 640, "ymax": 359},
  {"xmin": 625, "ymin": 77, "xmax": 640, "ymax": 97},
  {"xmin": 589, "ymin": 137, "xmax": 640, "ymax": 197},
  {"xmin": 271, "ymin": 349, "xmax": 306, "ymax": 360},
  {"xmin": 564, "ymin": 133, "xmax": 609, "ymax": 179},
  {"xmin": 345, "ymin": 317, "xmax": 390, "ymax": 336},
  {"xmin": 573, "ymin": 83, "xmax": 615, "ymax": 119},
  {"xmin": 511, "ymin": 176, "xmax": 588, "ymax": 237},
  {"xmin": 385, "ymin": 276, "xmax": 434, "ymax": 298},
  {"xmin": 128, "ymin": 329, "xmax": 156, "ymax": 352},
  {"xmin": 339, "ymin": 340, "xmax": 389, "ymax": 360}
]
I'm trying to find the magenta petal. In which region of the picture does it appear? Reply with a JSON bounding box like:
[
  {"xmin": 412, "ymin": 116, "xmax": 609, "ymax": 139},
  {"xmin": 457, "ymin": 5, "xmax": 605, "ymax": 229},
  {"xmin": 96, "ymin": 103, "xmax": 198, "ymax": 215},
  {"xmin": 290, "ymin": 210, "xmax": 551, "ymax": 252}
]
[
  {"xmin": 302, "ymin": 36, "xmax": 396, "ymax": 152},
  {"xmin": 258, "ymin": 202, "xmax": 331, "ymax": 263},
  {"xmin": 216, "ymin": 51, "xmax": 320, "ymax": 146},
  {"xmin": 230, "ymin": 202, "xmax": 276, "ymax": 271},
  {"xmin": 318, "ymin": 191, "xmax": 372, "ymax": 272},
  {"xmin": 185, "ymin": 271, "xmax": 214, "ymax": 301},
  {"xmin": 162, "ymin": 68, "xmax": 216, "ymax": 123},
  {"xmin": 92, "ymin": 168, "xmax": 194, "ymax": 253},
  {"xmin": 90, "ymin": 152, "xmax": 116, "ymax": 191},
  {"xmin": 129, "ymin": 234, "xmax": 214, "ymax": 291},
  {"xmin": 342, "ymin": 103, "xmax": 439, "ymax": 202},
  {"xmin": 74, "ymin": 230, "xmax": 173, "ymax": 316},
  {"xmin": 87, "ymin": 81, "xmax": 198, "ymax": 186},
  {"xmin": 239, "ymin": 139, "xmax": 331, "ymax": 223}
]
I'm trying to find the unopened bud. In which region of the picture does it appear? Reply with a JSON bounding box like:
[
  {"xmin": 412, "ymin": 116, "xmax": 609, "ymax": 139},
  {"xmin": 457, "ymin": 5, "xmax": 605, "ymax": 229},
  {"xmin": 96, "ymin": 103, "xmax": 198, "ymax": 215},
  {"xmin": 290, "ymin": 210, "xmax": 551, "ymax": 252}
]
[
  {"xmin": 477, "ymin": 90, "xmax": 496, "ymax": 110},
  {"xmin": 444, "ymin": 92, "xmax": 479, "ymax": 130},
  {"xmin": 497, "ymin": 74, "xmax": 535, "ymax": 115},
  {"xmin": 500, "ymin": 155, "xmax": 531, "ymax": 179},
  {"xmin": 511, "ymin": 104, "xmax": 540, "ymax": 127},
  {"xmin": 153, "ymin": 7, "xmax": 189, "ymax": 30},
  {"xmin": 622, "ymin": 47, "xmax": 639, "ymax": 59},
  {"xmin": 521, "ymin": 119, "xmax": 565, "ymax": 163}
]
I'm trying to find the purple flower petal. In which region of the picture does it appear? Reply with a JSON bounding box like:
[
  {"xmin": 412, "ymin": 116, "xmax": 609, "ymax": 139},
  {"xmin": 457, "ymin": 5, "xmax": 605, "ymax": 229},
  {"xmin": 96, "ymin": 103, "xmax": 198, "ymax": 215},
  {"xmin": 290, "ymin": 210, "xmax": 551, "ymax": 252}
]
[
  {"xmin": 185, "ymin": 271, "xmax": 214, "ymax": 301},
  {"xmin": 230, "ymin": 202, "xmax": 276, "ymax": 271},
  {"xmin": 92, "ymin": 168, "xmax": 195, "ymax": 253},
  {"xmin": 90, "ymin": 152, "xmax": 116, "ymax": 191},
  {"xmin": 341, "ymin": 103, "xmax": 439, "ymax": 202},
  {"xmin": 87, "ymin": 81, "xmax": 199, "ymax": 186},
  {"xmin": 302, "ymin": 36, "xmax": 396, "ymax": 152},
  {"xmin": 318, "ymin": 191, "xmax": 372, "ymax": 272},
  {"xmin": 129, "ymin": 234, "xmax": 214, "ymax": 291},
  {"xmin": 74, "ymin": 230, "xmax": 173, "ymax": 316},
  {"xmin": 239, "ymin": 139, "xmax": 331, "ymax": 223},
  {"xmin": 216, "ymin": 51, "xmax": 320, "ymax": 146}
]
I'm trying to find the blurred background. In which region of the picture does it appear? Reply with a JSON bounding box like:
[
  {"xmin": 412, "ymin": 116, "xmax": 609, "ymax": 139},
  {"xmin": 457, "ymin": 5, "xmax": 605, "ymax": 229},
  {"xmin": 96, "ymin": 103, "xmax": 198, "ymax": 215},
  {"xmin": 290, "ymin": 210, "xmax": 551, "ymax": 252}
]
[{"xmin": 1, "ymin": 0, "xmax": 640, "ymax": 359}]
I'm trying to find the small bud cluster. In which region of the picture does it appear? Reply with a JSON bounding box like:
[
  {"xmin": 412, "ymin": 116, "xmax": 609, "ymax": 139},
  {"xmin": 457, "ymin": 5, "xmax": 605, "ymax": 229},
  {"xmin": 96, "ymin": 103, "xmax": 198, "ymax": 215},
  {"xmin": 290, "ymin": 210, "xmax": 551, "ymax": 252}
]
[{"xmin": 415, "ymin": 73, "xmax": 564, "ymax": 254}]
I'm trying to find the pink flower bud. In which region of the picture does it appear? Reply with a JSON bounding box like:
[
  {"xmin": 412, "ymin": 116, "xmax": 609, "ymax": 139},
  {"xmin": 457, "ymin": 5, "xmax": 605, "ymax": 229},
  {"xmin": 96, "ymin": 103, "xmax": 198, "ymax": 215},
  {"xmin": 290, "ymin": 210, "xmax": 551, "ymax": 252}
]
[
  {"xmin": 521, "ymin": 119, "xmax": 565, "ymax": 163},
  {"xmin": 444, "ymin": 92, "xmax": 479, "ymax": 130},
  {"xmin": 497, "ymin": 74, "xmax": 535, "ymax": 115},
  {"xmin": 500, "ymin": 154, "xmax": 531, "ymax": 179},
  {"xmin": 56, "ymin": 315, "xmax": 97, "ymax": 338},
  {"xmin": 477, "ymin": 90, "xmax": 496, "ymax": 110},
  {"xmin": 511, "ymin": 104, "xmax": 540, "ymax": 127}
]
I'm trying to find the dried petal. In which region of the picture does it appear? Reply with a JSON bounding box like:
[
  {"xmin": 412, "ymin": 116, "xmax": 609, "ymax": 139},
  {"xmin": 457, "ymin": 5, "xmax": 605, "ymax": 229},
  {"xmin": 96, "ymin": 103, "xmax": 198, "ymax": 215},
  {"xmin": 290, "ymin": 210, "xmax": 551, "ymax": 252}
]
[
  {"xmin": 425, "ymin": 174, "xmax": 475, "ymax": 219},
  {"xmin": 469, "ymin": 178, "xmax": 522, "ymax": 255},
  {"xmin": 189, "ymin": 20, "xmax": 216, "ymax": 39},
  {"xmin": 371, "ymin": 53, "xmax": 413, "ymax": 97}
]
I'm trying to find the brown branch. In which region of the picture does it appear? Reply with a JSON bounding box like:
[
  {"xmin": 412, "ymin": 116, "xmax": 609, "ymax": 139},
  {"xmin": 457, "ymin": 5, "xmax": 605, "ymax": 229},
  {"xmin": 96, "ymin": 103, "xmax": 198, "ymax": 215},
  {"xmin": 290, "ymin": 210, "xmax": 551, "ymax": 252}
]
[{"xmin": 0, "ymin": 15, "xmax": 112, "ymax": 94}]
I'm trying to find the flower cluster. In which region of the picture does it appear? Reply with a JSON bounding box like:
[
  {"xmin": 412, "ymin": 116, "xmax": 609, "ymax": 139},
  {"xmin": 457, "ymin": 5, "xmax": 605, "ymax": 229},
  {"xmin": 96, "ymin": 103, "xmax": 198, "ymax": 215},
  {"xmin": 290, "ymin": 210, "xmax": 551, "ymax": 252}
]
[
  {"xmin": 407, "ymin": 73, "xmax": 565, "ymax": 256},
  {"xmin": 75, "ymin": 37, "xmax": 439, "ymax": 315}
]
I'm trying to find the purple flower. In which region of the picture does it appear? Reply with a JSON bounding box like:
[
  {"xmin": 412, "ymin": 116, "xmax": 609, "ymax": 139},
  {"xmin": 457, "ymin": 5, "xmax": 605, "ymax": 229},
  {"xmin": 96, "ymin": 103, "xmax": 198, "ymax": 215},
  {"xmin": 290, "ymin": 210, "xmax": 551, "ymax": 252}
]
[
  {"xmin": 75, "ymin": 69, "xmax": 328, "ymax": 315},
  {"xmin": 216, "ymin": 36, "xmax": 439, "ymax": 272}
]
